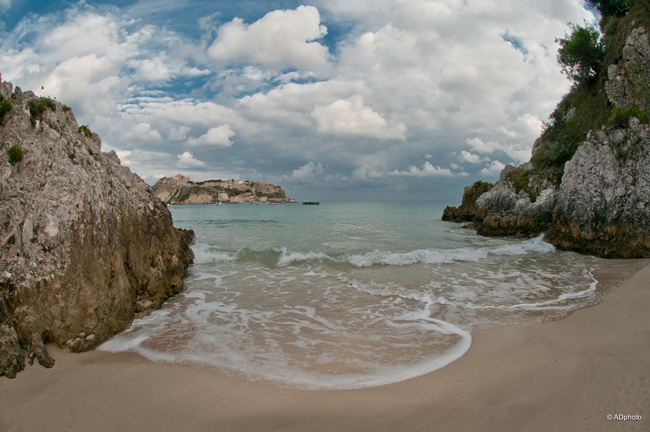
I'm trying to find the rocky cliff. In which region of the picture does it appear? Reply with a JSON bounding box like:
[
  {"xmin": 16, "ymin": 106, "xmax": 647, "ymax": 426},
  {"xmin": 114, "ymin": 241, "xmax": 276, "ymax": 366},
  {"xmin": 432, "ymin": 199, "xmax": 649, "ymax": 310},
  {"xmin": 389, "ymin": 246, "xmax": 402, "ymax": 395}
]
[
  {"xmin": 153, "ymin": 174, "xmax": 296, "ymax": 204},
  {"xmin": 443, "ymin": 8, "xmax": 650, "ymax": 258},
  {"xmin": 0, "ymin": 81, "xmax": 194, "ymax": 378}
]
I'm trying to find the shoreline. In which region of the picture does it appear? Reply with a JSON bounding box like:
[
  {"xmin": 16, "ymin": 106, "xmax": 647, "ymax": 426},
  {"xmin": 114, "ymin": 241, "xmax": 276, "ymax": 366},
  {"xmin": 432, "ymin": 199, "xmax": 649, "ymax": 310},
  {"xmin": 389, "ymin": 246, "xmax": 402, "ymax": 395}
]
[{"xmin": 1, "ymin": 259, "xmax": 649, "ymax": 431}]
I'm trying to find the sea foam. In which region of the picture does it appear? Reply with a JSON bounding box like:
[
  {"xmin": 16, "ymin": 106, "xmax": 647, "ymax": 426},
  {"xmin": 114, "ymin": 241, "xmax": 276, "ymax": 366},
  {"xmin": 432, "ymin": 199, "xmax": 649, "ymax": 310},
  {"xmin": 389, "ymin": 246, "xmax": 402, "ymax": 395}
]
[{"xmin": 99, "ymin": 205, "xmax": 602, "ymax": 390}]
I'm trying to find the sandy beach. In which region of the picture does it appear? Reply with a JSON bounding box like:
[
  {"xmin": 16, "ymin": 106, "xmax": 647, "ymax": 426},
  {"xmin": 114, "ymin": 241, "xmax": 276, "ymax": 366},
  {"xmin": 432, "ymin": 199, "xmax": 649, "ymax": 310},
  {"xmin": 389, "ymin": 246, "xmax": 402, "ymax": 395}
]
[{"xmin": 1, "ymin": 259, "xmax": 648, "ymax": 432}]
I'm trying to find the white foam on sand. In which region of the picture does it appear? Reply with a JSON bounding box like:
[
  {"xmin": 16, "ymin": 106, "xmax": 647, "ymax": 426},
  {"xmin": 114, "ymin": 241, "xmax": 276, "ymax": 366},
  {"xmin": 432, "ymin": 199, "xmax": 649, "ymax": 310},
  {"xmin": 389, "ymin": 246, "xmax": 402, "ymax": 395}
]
[{"xmin": 99, "ymin": 236, "xmax": 599, "ymax": 390}]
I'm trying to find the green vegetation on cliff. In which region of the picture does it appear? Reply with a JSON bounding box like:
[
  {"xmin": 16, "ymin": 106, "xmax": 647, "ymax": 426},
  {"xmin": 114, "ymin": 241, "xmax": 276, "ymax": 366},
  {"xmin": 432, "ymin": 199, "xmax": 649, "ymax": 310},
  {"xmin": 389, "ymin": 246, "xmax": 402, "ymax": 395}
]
[
  {"xmin": 444, "ymin": 3, "xmax": 650, "ymax": 257},
  {"xmin": 27, "ymin": 97, "xmax": 56, "ymax": 126},
  {"xmin": 520, "ymin": 3, "xmax": 650, "ymax": 187},
  {"xmin": 0, "ymin": 99, "xmax": 11, "ymax": 125}
]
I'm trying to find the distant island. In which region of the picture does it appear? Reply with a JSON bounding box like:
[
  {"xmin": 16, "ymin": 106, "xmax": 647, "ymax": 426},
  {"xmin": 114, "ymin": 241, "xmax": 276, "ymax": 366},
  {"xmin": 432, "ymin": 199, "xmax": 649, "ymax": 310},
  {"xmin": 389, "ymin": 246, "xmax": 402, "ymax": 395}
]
[{"xmin": 153, "ymin": 174, "xmax": 296, "ymax": 204}]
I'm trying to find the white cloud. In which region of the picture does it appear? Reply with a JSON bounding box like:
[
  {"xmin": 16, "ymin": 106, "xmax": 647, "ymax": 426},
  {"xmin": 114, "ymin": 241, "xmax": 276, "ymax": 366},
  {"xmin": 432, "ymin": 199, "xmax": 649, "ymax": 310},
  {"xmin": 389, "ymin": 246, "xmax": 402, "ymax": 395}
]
[
  {"xmin": 480, "ymin": 160, "xmax": 506, "ymax": 177},
  {"xmin": 352, "ymin": 163, "xmax": 386, "ymax": 181},
  {"xmin": 311, "ymin": 95, "xmax": 406, "ymax": 140},
  {"xmin": 168, "ymin": 126, "xmax": 191, "ymax": 141},
  {"xmin": 466, "ymin": 137, "xmax": 500, "ymax": 154},
  {"xmin": 498, "ymin": 113, "xmax": 543, "ymax": 141},
  {"xmin": 466, "ymin": 137, "xmax": 530, "ymax": 164},
  {"xmin": 0, "ymin": 0, "xmax": 595, "ymax": 200},
  {"xmin": 130, "ymin": 56, "xmax": 175, "ymax": 82},
  {"xmin": 128, "ymin": 123, "xmax": 162, "ymax": 141},
  {"xmin": 390, "ymin": 161, "xmax": 465, "ymax": 177},
  {"xmin": 283, "ymin": 162, "xmax": 324, "ymax": 183},
  {"xmin": 460, "ymin": 150, "xmax": 484, "ymax": 164},
  {"xmin": 186, "ymin": 125, "xmax": 235, "ymax": 147},
  {"xmin": 37, "ymin": 54, "xmax": 128, "ymax": 117},
  {"xmin": 208, "ymin": 6, "xmax": 330, "ymax": 71},
  {"xmin": 177, "ymin": 151, "xmax": 205, "ymax": 167}
]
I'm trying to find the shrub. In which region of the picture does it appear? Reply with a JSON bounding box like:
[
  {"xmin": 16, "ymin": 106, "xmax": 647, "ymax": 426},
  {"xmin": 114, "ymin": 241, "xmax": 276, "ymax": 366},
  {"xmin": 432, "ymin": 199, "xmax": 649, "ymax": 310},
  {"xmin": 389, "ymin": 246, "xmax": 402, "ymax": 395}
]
[
  {"xmin": 27, "ymin": 98, "xmax": 57, "ymax": 126},
  {"xmin": 62, "ymin": 105, "xmax": 71, "ymax": 112},
  {"xmin": 225, "ymin": 188, "xmax": 245, "ymax": 197},
  {"xmin": 78, "ymin": 125, "xmax": 93, "ymax": 138},
  {"xmin": 609, "ymin": 105, "xmax": 650, "ymax": 127},
  {"xmin": 256, "ymin": 191, "xmax": 285, "ymax": 199},
  {"xmin": 0, "ymin": 99, "xmax": 12, "ymax": 124},
  {"xmin": 7, "ymin": 144, "xmax": 23, "ymax": 165}
]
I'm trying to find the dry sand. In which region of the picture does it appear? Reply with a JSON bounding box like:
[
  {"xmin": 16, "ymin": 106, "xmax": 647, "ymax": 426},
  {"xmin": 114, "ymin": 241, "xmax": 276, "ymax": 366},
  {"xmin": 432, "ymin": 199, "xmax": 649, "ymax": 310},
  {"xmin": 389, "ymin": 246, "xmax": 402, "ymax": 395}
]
[{"xmin": 1, "ymin": 260, "xmax": 649, "ymax": 432}]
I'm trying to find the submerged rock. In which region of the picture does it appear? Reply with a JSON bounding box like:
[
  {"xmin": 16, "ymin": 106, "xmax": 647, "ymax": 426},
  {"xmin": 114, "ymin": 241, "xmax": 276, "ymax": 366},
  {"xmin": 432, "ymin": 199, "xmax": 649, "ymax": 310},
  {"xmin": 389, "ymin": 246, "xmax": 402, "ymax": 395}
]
[{"xmin": 0, "ymin": 81, "xmax": 194, "ymax": 378}]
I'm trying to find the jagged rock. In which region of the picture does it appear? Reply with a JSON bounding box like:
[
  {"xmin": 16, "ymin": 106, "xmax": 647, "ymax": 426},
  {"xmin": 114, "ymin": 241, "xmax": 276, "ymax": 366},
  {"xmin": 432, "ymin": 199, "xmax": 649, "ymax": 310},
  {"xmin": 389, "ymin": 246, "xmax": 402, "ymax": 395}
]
[
  {"xmin": 473, "ymin": 163, "xmax": 558, "ymax": 237},
  {"xmin": 0, "ymin": 81, "xmax": 194, "ymax": 377},
  {"xmin": 547, "ymin": 119, "xmax": 650, "ymax": 257},
  {"xmin": 442, "ymin": 181, "xmax": 492, "ymax": 223},
  {"xmin": 606, "ymin": 27, "xmax": 650, "ymax": 112},
  {"xmin": 445, "ymin": 21, "xmax": 650, "ymax": 257}
]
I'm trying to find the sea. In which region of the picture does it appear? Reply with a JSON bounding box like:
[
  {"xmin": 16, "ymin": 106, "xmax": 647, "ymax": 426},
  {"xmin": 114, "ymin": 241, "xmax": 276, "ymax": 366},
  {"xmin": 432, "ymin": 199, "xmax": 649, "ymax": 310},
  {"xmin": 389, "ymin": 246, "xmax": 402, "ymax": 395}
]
[{"xmin": 99, "ymin": 202, "xmax": 612, "ymax": 390}]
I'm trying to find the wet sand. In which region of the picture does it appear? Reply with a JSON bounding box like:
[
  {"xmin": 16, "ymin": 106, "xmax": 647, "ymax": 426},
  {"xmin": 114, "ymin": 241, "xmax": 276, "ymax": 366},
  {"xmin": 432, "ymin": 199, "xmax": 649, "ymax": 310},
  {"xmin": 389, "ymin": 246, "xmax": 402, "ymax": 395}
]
[{"xmin": 1, "ymin": 260, "xmax": 648, "ymax": 432}]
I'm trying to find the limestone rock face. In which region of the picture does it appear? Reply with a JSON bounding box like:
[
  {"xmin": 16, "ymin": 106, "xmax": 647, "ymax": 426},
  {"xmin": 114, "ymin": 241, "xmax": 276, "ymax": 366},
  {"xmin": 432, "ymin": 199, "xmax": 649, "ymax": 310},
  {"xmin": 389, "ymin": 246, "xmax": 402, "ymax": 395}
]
[
  {"xmin": 0, "ymin": 82, "xmax": 194, "ymax": 378},
  {"xmin": 474, "ymin": 163, "xmax": 558, "ymax": 238},
  {"xmin": 547, "ymin": 121, "xmax": 650, "ymax": 257},
  {"xmin": 441, "ymin": 181, "xmax": 491, "ymax": 223},
  {"xmin": 605, "ymin": 27, "xmax": 650, "ymax": 112},
  {"xmin": 443, "ymin": 24, "xmax": 650, "ymax": 257}
]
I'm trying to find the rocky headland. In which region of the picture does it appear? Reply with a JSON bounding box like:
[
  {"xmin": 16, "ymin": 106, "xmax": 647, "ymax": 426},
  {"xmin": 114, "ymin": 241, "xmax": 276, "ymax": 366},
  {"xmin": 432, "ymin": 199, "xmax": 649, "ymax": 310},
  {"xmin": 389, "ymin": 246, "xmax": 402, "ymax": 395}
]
[
  {"xmin": 443, "ymin": 6, "xmax": 650, "ymax": 258},
  {"xmin": 0, "ymin": 81, "xmax": 194, "ymax": 378},
  {"xmin": 153, "ymin": 174, "xmax": 296, "ymax": 204}
]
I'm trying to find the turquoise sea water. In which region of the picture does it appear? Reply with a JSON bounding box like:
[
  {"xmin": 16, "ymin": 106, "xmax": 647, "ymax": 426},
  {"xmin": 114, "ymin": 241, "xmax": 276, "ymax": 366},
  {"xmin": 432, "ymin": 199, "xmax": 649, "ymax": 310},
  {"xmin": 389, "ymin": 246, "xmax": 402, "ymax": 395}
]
[{"xmin": 100, "ymin": 203, "xmax": 604, "ymax": 389}]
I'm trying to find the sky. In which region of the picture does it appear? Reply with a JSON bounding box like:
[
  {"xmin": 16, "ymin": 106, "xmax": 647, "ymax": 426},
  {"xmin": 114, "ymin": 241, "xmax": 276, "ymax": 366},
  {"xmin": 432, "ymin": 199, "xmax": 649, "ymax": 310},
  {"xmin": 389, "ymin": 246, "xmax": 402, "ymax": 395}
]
[{"xmin": 0, "ymin": 0, "xmax": 597, "ymax": 202}]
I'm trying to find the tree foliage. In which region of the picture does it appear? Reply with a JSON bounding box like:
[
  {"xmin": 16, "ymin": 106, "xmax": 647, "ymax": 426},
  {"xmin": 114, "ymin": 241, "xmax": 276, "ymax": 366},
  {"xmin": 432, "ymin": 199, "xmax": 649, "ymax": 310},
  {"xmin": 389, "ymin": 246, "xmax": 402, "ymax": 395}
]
[
  {"xmin": 586, "ymin": 0, "xmax": 639, "ymax": 19},
  {"xmin": 556, "ymin": 22, "xmax": 605, "ymax": 85}
]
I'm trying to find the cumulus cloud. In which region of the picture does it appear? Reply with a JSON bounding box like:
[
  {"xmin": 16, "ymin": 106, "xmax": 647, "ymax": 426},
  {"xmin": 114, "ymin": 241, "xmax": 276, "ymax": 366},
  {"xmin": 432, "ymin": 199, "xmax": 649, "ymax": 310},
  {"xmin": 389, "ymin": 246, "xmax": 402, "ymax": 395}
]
[
  {"xmin": 168, "ymin": 126, "xmax": 191, "ymax": 141},
  {"xmin": 129, "ymin": 55, "xmax": 209, "ymax": 82},
  {"xmin": 480, "ymin": 160, "xmax": 506, "ymax": 177},
  {"xmin": 283, "ymin": 162, "xmax": 324, "ymax": 183},
  {"xmin": 128, "ymin": 123, "xmax": 162, "ymax": 141},
  {"xmin": 466, "ymin": 138, "xmax": 530, "ymax": 164},
  {"xmin": 185, "ymin": 125, "xmax": 235, "ymax": 147},
  {"xmin": 311, "ymin": 95, "xmax": 407, "ymax": 140},
  {"xmin": 498, "ymin": 113, "xmax": 543, "ymax": 140},
  {"xmin": 391, "ymin": 161, "xmax": 466, "ymax": 177},
  {"xmin": 178, "ymin": 151, "xmax": 205, "ymax": 167},
  {"xmin": 460, "ymin": 150, "xmax": 485, "ymax": 164},
  {"xmin": 0, "ymin": 0, "xmax": 595, "ymax": 201},
  {"xmin": 208, "ymin": 6, "xmax": 330, "ymax": 71}
]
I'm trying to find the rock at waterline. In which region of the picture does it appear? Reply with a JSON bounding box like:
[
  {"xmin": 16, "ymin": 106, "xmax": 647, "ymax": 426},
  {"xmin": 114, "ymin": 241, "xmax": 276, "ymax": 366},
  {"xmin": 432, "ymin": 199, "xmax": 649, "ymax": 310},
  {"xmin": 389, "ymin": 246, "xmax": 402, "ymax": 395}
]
[{"xmin": 0, "ymin": 81, "xmax": 194, "ymax": 378}]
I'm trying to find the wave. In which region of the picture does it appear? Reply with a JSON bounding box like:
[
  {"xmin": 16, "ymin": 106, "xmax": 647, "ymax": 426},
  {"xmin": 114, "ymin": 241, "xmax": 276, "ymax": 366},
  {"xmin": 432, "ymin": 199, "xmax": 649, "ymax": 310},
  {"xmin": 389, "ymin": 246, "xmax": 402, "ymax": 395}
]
[{"xmin": 192, "ymin": 235, "xmax": 556, "ymax": 268}]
